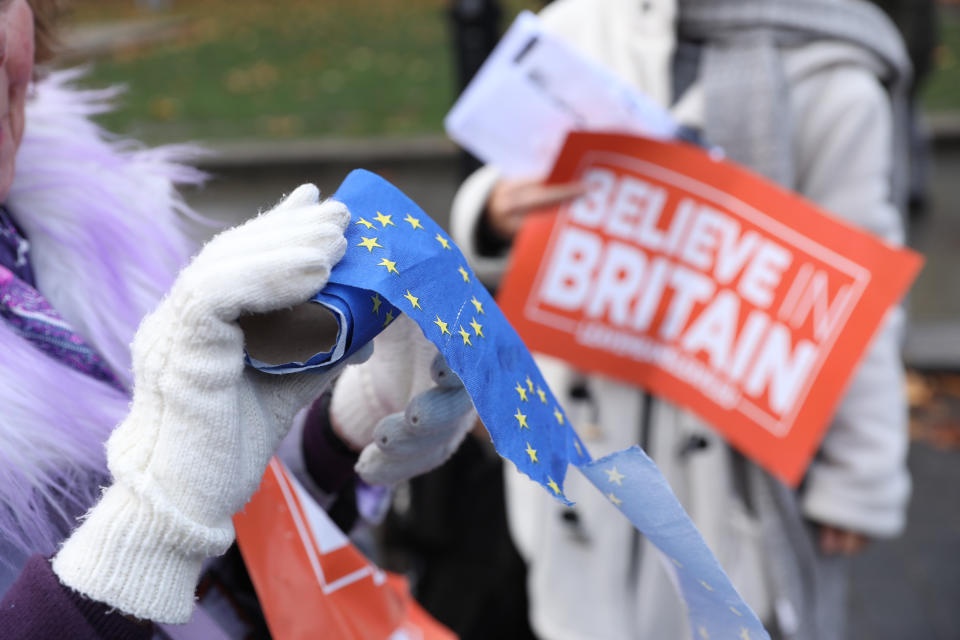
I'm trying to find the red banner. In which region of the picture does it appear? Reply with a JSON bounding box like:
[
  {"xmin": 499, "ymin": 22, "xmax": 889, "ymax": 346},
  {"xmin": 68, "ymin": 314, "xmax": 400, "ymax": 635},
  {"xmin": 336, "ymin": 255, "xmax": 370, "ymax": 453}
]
[
  {"xmin": 234, "ymin": 459, "xmax": 456, "ymax": 640},
  {"xmin": 498, "ymin": 132, "xmax": 923, "ymax": 485}
]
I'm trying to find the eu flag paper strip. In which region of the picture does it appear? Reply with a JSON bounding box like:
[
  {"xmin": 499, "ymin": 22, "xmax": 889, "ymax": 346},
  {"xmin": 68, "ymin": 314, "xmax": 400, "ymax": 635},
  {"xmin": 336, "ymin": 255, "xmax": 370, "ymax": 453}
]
[
  {"xmin": 249, "ymin": 169, "xmax": 770, "ymax": 638},
  {"xmin": 581, "ymin": 448, "xmax": 770, "ymax": 640},
  {"xmin": 247, "ymin": 282, "xmax": 400, "ymax": 374},
  {"xmin": 280, "ymin": 169, "xmax": 589, "ymax": 501}
]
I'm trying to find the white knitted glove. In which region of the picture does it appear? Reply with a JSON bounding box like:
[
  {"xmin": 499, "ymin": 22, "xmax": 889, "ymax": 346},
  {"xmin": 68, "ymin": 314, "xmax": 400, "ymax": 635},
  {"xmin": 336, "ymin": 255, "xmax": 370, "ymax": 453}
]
[
  {"xmin": 331, "ymin": 314, "xmax": 476, "ymax": 485},
  {"xmin": 52, "ymin": 184, "xmax": 351, "ymax": 623}
]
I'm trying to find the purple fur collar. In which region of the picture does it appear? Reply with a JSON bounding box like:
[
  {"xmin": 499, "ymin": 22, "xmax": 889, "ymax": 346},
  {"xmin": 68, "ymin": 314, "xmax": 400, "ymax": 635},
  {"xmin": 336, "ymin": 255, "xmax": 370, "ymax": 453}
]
[{"xmin": 0, "ymin": 69, "xmax": 205, "ymax": 564}]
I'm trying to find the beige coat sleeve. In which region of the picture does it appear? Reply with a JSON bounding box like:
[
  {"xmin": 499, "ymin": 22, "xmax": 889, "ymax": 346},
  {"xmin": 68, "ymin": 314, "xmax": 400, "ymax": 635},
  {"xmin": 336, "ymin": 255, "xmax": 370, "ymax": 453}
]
[
  {"xmin": 449, "ymin": 164, "xmax": 505, "ymax": 288},
  {"xmin": 790, "ymin": 55, "xmax": 910, "ymax": 538}
]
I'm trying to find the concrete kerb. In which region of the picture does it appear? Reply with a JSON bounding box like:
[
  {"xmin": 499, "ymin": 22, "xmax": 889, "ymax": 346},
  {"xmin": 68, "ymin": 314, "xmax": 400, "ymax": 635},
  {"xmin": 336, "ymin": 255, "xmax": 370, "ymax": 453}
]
[
  {"xmin": 195, "ymin": 136, "xmax": 459, "ymax": 172},
  {"xmin": 927, "ymin": 112, "xmax": 960, "ymax": 148}
]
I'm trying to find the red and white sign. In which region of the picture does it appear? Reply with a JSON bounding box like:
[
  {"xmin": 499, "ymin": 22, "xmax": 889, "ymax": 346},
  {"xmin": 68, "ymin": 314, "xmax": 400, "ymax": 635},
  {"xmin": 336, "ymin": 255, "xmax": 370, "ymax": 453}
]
[
  {"xmin": 234, "ymin": 459, "xmax": 456, "ymax": 640},
  {"xmin": 498, "ymin": 132, "xmax": 923, "ymax": 485}
]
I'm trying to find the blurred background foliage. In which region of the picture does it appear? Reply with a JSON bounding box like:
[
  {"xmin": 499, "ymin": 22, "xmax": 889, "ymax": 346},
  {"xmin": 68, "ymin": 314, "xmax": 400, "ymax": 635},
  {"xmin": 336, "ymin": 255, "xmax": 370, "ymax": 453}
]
[
  {"xmin": 925, "ymin": 11, "xmax": 960, "ymax": 111},
  {"xmin": 64, "ymin": 0, "xmax": 538, "ymax": 142},
  {"xmin": 63, "ymin": 0, "xmax": 958, "ymax": 143}
]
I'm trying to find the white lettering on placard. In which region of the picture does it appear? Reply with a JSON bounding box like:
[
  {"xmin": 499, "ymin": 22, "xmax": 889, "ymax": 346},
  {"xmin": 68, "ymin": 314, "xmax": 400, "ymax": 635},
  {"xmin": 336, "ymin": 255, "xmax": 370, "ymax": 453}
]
[
  {"xmin": 728, "ymin": 310, "xmax": 770, "ymax": 383},
  {"xmin": 539, "ymin": 227, "xmax": 602, "ymax": 310},
  {"xmin": 743, "ymin": 324, "xmax": 817, "ymax": 414},
  {"xmin": 681, "ymin": 289, "xmax": 740, "ymax": 370},
  {"xmin": 678, "ymin": 204, "xmax": 727, "ymax": 271},
  {"xmin": 631, "ymin": 257, "xmax": 670, "ymax": 332},
  {"xmin": 535, "ymin": 172, "xmax": 845, "ymax": 419},
  {"xmin": 715, "ymin": 225, "xmax": 761, "ymax": 285},
  {"xmin": 605, "ymin": 177, "xmax": 649, "ymax": 240},
  {"xmin": 788, "ymin": 270, "xmax": 852, "ymax": 342},
  {"xmin": 659, "ymin": 266, "xmax": 716, "ymax": 341},
  {"xmin": 585, "ymin": 242, "xmax": 647, "ymax": 325},
  {"xmin": 569, "ymin": 168, "xmax": 616, "ymax": 227},
  {"xmin": 738, "ymin": 241, "xmax": 792, "ymax": 309}
]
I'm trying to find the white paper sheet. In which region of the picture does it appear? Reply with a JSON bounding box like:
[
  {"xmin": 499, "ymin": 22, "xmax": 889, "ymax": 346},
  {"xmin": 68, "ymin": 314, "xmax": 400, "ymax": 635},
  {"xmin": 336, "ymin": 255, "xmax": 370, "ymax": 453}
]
[{"xmin": 444, "ymin": 11, "xmax": 679, "ymax": 178}]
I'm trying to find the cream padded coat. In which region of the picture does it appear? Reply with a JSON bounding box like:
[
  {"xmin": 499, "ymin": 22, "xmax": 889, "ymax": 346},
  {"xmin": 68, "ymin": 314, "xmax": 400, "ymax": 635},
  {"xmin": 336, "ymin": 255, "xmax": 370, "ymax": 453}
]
[{"xmin": 450, "ymin": 1, "xmax": 909, "ymax": 638}]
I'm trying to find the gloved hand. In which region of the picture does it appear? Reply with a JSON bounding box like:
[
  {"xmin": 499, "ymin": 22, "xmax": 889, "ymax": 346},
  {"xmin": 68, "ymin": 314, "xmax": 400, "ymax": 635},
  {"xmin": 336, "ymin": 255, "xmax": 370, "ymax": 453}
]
[
  {"xmin": 331, "ymin": 314, "xmax": 476, "ymax": 485},
  {"xmin": 53, "ymin": 184, "xmax": 351, "ymax": 624}
]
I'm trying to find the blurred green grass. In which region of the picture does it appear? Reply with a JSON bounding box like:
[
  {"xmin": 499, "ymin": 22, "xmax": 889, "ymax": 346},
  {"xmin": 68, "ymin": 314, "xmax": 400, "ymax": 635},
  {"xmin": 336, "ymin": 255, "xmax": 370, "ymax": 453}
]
[
  {"xmin": 68, "ymin": 0, "xmax": 539, "ymax": 143},
  {"xmin": 67, "ymin": 1, "xmax": 959, "ymax": 143},
  {"xmin": 923, "ymin": 10, "xmax": 960, "ymax": 112}
]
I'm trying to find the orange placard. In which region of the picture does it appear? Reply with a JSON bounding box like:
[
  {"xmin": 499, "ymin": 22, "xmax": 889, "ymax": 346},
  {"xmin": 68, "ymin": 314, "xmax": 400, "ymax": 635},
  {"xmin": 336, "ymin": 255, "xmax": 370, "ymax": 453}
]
[
  {"xmin": 234, "ymin": 458, "xmax": 456, "ymax": 640},
  {"xmin": 498, "ymin": 132, "xmax": 923, "ymax": 485}
]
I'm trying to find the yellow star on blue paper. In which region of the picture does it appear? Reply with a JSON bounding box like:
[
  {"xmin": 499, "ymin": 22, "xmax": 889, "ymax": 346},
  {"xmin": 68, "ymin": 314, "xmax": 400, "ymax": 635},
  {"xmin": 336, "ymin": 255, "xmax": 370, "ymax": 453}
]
[
  {"xmin": 383, "ymin": 309, "xmax": 395, "ymax": 327},
  {"xmin": 371, "ymin": 293, "xmax": 382, "ymax": 314},
  {"xmin": 434, "ymin": 315, "xmax": 451, "ymax": 335},
  {"xmin": 458, "ymin": 326, "xmax": 472, "ymax": 346},
  {"xmin": 374, "ymin": 211, "xmax": 395, "ymax": 227},
  {"xmin": 525, "ymin": 442, "xmax": 538, "ymax": 463},
  {"xmin": 605, "ymin": 467, "xmax": 626, "ymax": 486},
  {"xmin": 355, "ymin": 218, "xmax": 374, "ymax": 229},
  {"xmin": 514, "ymin": 409, "xmax": 528, "ymax": 429},
  {"xmin": 547, "ymin": 477, "xmax": 561, "ymax": 495},
  {"xmin": 458, "ymin": 266, "xmax": 470, "ymax": 283},
  {"xmin": 403, "ymin": 290, "xmax": 421, "ymax": 310},
  {"xmin": 525, "ymin": 376, "xmax": 534, "ymax": 392},
  {"xmin": 554, "ymin": 408, "xmax": 565, "ymax": 425},
  {"xmin": 514, "ymin": 382, "xmax": 528, "ymax": 402},
  {"xmin": 470, "ymin": 296, "xmax": 484, "ymax": 315},
  {"xmin": 357, "ymin": 236, "xmax": 382, "ymax": 252},
  {"xmin": 403, "ymin": 214, "xmax": 423, "ymax": 230},
  {"xmin": 378, "ymin": 258, "xmax": 399, "ymax": 275},
  {"xmin": 607, "ymin": 492, "xmax": 623, "ymax": 506},
  {"xmin": 435, "ymin": 233, "xmax": 451, "ymax": 250},
  {"xmin": 536, "ymin": 387, "xmax": 547, "ymax": 404},
  {"xmin": 469, "ymin": 318, "xmax": 484, "ymax": 338}
]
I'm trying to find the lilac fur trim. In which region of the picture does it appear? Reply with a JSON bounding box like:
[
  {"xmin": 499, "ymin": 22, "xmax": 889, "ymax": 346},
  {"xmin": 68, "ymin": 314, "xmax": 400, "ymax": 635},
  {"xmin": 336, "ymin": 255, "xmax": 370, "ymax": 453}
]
[
  {"xmin": 9, "ymin": 68, "xmax": 207, "ymax": 387},
  {"xmin": 0, "ymin": 69, "xmax": 208, "ymax": 561},
  {"xmin": 0, "ymin": 320, "xmax": 126, "ymax": 563}
]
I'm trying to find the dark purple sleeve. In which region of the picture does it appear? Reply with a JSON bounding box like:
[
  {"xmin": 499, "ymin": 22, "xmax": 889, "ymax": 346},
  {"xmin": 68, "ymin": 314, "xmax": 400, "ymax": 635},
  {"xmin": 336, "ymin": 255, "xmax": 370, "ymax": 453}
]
[
  {"xmin": 0, "ymin": 555, "xmax": 152, "ymax": 640},
  {"xmin": 301, "ymin": 391, "xmax": 360, "ymax": 494}
]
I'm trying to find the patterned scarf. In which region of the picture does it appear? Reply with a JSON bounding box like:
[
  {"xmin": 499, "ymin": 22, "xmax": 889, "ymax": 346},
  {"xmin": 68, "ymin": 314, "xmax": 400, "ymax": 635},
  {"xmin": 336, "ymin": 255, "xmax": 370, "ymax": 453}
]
[
  {"xmin": 677, "ymin": 0, "xmax": 911, "ymax": 205},
  {"xmin": 0, "ymin": 208, "xmax": 123, "ymax": 392}
]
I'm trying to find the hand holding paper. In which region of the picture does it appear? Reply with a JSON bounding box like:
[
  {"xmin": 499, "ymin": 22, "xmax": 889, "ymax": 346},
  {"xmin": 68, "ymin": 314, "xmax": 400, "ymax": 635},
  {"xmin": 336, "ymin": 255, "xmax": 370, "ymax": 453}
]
[{"xmin": 486, "ymin": 178, "xmax": 587, "ymax": 240}]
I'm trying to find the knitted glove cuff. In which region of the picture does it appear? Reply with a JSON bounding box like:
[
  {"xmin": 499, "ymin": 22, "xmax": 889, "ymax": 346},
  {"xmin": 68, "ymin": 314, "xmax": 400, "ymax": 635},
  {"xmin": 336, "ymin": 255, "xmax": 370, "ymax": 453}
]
[{"xmin": 52, "ymin": 483, "xmax": 232, "ymax": 624}]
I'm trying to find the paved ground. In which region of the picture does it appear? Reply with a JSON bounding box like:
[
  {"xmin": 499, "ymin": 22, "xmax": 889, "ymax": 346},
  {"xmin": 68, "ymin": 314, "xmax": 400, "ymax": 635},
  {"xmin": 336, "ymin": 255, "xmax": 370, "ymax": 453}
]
[
  {"xmin": 904, "ymin": 137, "xmax": 960, "ymax": 369},
  {"xmin": 849, "ymin": 441, "xmax": 960, "ymax": 640}
]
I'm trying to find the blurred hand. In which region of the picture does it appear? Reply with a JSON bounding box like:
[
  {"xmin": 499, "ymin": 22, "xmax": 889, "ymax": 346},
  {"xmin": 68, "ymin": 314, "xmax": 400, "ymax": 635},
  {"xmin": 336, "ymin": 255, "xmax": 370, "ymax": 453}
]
[
  {"xmin": 818, "ymin": 524, "xmax": 870, "ymax": 556},
  {"xmin": 485, "ymin": 178, "xmax": 587, "ymax": 240},
  {"xmin": 331, "ymin": 315, "xmax": 475, "ymax": 485}
]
